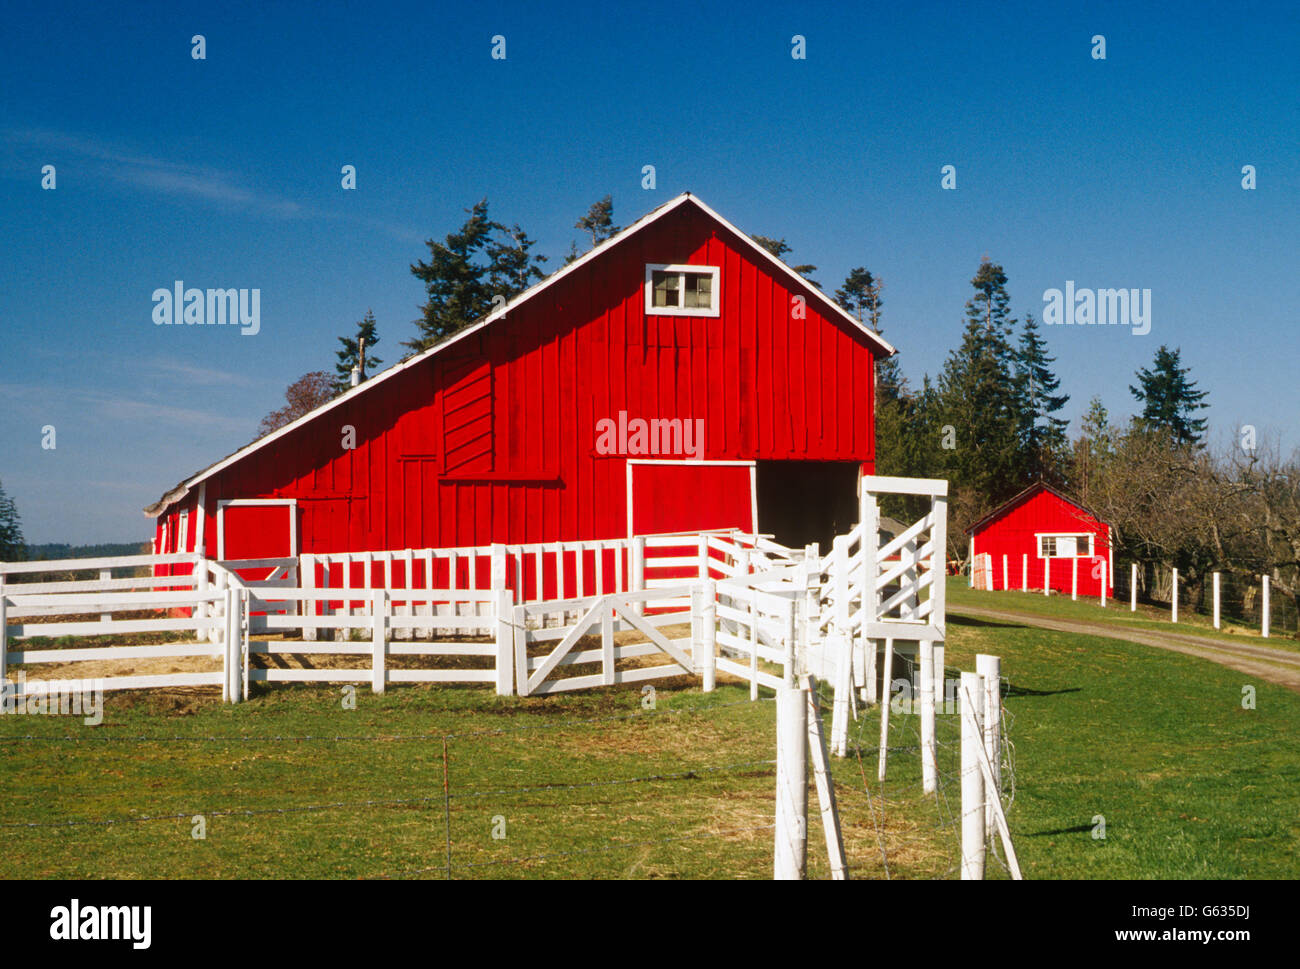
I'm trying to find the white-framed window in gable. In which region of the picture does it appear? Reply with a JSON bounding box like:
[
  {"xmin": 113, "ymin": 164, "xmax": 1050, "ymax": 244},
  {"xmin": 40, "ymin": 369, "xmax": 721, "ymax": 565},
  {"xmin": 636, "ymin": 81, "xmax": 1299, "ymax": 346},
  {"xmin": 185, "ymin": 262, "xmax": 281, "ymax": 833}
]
[
  {"xmin": 1038, "ymin": 533, "xmax": 1094, "ymax": 559},
  {"xmin": 645, "ymin": 264, "xmax": 720, "ymax": 317}
]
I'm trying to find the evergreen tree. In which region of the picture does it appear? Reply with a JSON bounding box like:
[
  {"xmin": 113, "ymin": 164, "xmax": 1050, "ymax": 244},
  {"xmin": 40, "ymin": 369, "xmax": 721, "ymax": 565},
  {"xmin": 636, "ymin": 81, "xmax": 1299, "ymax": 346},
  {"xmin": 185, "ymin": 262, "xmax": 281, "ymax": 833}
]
[
  {"xmin": 487, "ymin": 224, "xmax": 548, "ymax": 298},
  {"xmin": 1071, "ymin": 396, "xmax": 1113, "ymax": 505},
  {"xmin": 935, "ymin": 259, "xmax": 1022, "ymax": 504},
  {"xmin": 407, "ymin": 200, "xmax": 548, "ymax": 352},
  {"xmin": 834, "ymin": 267, "xmax": 883, "ymax": 331},
  {"xmin": 1129, "ymin": 345, "xmax": 1209, "ymax": 447},
  {"xmin": 751, "ymin": 235, "xmax": 820, "ymax": 288},
  {"xmin": 334, "ymin": 310, "xmax": 382, "ymax": 392},
  {"xmin": 407, "ymin": 199, "xmax": 496, "ymax": 352},
  {"xmin": 1014, "ymin": 312, "xmax": 1070, "ymax": 482},
  {"xmin": 0, "ymin": 477, "xmax": 25, "ymax": 561},
  {"xmin": 575, "ymin": 195, "xmax": 620, "ymax": 247}
]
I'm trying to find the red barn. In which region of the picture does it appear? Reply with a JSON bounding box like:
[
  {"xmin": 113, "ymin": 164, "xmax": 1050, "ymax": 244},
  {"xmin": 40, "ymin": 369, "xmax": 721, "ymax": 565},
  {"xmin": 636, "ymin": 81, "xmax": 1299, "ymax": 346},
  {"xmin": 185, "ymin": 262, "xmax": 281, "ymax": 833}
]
[
  {"xmin": 144, "ymin": 193, "xmax": 895, "ymax": 584},
  {"xmin": 966, "ymin": 483, "xmax": 1114, "ymax": 596}
]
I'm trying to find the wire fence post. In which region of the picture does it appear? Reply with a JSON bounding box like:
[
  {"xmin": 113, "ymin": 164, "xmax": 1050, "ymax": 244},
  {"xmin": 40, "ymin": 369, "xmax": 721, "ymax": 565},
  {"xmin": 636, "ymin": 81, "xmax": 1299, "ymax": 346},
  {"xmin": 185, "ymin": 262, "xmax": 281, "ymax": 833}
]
[
  {"xmin": 1043, "ymin": 557, "xmax": 1050, "ymax": 595},
  {"xmin": 1100, "ymin": 560, "xmax": 1107, "ymax": 608},
  {"xmin": 919, "ymin": 640, "xmax": 936, "ymax": 793},
  {"xmin": 1172, "ymin": 567, "xmax": 1179, "ymax": 623},
  {"xmin": 775, "ymin": 683, "xmax": 808, "ymax": 880},
  {"xmin": 976, "ymin": 654, "xmax": 1001, "ymax": 840},
  {"xmin": 1072, "ymin": 557, "xmax": 1078, "ymax": 600},
  {"xmin": 1130, "ymin": 562, "xmax": 1138, "ymax": 612},
  {"xmin": 1021, "ymin": 554, "xmax": 1028, "ymax": 593},
  {"xmin": 960, "ymin": 671, "xmax": 986, "ymax": 880},
  {"xmin": 1262, "ymin": 574, "xmax": 1270, "ymax": 638}
]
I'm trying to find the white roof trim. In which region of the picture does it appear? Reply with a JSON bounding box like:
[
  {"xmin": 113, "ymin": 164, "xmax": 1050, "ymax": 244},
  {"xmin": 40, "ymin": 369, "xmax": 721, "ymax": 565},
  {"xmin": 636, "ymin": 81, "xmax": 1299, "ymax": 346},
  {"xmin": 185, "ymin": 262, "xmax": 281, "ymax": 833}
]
[{"xmin": 146, "ymin": 192, "xmax": 895, "ymax": 515}]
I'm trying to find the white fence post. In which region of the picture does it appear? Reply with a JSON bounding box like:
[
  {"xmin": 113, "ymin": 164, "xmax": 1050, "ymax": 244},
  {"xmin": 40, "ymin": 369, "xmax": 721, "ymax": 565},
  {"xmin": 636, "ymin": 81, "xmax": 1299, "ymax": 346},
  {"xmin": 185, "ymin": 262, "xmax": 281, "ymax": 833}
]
[
  {"xmin": 1002, "ymin": 554, "xmax": 1008, "ymax": 592},
  {"xmin": 1130, "ymin": 562, "xmax": 1138, "ymax": 612},
  {"xmin": 99, "ymin": 568, "xmax": 112, "ymax": 624},
  {"xmin": 513, "ymin": 604, "xmax": 529, "ymax": 697},
  {"xmin": 1072, "ymin": 557, "xmax": 1078, "ymax": 600},
  {"xmin": 1021, "ymin": 554, "xmax": 1028, "ymax": 592},
  {"xmin": 371, "ymin": 590, "xmax": 387, "ymax": 694},
  {"xmin": 240, "ymin": 587, "xmax": 250, "ymax": 702},
  {"xmin": 495, "ymin": 586, "xmax": 514, "ymax": 697},
  {"xmin": 702, "ymin": 579, "xmax": 717, "ymax": 692},
  {"xmin": 0, "ymin": 585, "xmax": 8, "ymax": 696},
  {"xmin": 860, "ymin": 492, "xmax": 879, "ymax": 703},
  {"xmin": 877, "ymin": 638, "xmax": 894, "ymax": 782},
  {"xmin": 934, "ymin": 643, "xmax": 946, "ymax": 713},
  {"xmin": 919, "ymin": 640, "xmax": 936, "ymax": 793},
  {"xmin": 976, "ymin": 654, "xmax": 1001, "ymax": 840},
  {"xmin": 196, "ymin": 560, "xmax": 209, "ymax": 639},
  {"xmin": 960, "ymin": 671, "xmax": 986, "ymax": 880},
  {"xmin": 302, "ymin": 553, "xmax": 317, "ymax": 641},
  {"xmin": 631, "ymin": 536, "xmax": 645, "ymax": 615},
  {"xmin": 223, "ymin": 586, "xmax": 237, "ymax": 703},
  {"xmin": 1213, "ymin": 571, "xmax": 1221, "ymax": 630},
  {"xmin": 774, "ymin": 684, "xmax": 808, "ymax": 880},
  {"xmin": 1043, "ymin": 557, "xmax": 1050, "ymax": 596},
  {"xmin": 698, "ymin": 534, "xmax": 709, "ymax": 583},
  {"xmin": 829, "ymin": 633, "xmax": 851, "ymax": 757},
  {"xmin": 1100, "ymin": 560, "xmax": 1107, "ymax": 608},
  {"xmin": 1258, "ymin": 569, "xmax": 1268, "ymax": 639},
  {"xmin": 1172, "ymin": 567, "xmax": 1179, "ymax": 623}
]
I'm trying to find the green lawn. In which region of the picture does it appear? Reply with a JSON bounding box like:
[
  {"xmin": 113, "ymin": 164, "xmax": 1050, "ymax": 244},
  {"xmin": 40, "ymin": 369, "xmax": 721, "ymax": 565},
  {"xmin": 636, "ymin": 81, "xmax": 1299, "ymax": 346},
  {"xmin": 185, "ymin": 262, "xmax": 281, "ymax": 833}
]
[
  {"xmin": 948, "ymin": 577, "xmax": 1297, "ymax": 653},
  {"xmin": 4, "ymin": 604, "xmax": 1298, "ymax": 878}
]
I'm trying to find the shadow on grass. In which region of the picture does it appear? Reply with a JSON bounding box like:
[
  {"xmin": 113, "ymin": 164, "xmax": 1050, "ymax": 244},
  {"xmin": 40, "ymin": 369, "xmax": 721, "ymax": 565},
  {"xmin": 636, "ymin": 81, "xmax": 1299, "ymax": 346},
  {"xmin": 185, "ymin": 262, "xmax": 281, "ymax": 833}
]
[
  {"xmin": 1026, "ymin": 823, "xmax": 1097, "ymax": 837},
  {"xmin": 1003, "ymin": 682, "xmax": 1081, "ymax": 698},
  {"xmin": 949, "ymin": 615, "xmax": 1027, "ymax": 630}
]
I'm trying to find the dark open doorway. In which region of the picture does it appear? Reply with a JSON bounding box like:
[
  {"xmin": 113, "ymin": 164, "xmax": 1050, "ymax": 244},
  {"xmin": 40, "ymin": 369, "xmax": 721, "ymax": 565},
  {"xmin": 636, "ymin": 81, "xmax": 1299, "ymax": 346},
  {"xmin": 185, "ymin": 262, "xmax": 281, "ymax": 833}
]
[{"xmin": 755, "ymin": 461, "xmax": 860, "ymax": 553}]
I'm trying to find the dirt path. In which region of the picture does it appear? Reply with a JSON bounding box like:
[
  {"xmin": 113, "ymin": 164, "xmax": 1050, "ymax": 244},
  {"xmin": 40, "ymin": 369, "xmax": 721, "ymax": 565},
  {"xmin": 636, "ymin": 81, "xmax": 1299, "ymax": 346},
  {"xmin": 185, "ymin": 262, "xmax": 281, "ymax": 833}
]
[{"xmin": 949, "ymin": 603, "xmax": 1300, "ymax": 693}]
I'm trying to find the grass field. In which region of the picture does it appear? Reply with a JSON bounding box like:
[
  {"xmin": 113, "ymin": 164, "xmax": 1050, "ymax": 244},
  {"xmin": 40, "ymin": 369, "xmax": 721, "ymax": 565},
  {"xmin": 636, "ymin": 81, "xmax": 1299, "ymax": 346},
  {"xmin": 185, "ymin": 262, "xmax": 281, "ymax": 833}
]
[
  {"xmin": 4, "ymin": 593, "xmax": 1299, "ymax": 878},
  {"xmin": 948, "ymin": 577, "xmax": 1298, "ymax": 653}
]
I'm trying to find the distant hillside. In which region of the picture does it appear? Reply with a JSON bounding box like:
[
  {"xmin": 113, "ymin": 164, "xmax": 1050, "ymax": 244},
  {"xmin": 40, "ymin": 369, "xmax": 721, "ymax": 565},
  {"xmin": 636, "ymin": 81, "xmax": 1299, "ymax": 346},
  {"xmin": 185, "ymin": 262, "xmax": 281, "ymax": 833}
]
[{"xmin": 25, "ymin": 541, "xmax": 151, "ymax": 561}]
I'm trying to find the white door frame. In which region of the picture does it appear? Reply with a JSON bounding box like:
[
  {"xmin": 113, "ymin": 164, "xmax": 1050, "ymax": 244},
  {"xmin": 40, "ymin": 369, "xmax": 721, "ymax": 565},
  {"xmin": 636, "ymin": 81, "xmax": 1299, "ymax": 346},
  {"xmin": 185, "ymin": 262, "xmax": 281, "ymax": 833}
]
[
  {"xmin": 625, "ymin": 459, "xmax": 757, "ymax": 538},
  {"xmin": 216, "ymin": 498, "xmax": 298, "ymax": 561}
]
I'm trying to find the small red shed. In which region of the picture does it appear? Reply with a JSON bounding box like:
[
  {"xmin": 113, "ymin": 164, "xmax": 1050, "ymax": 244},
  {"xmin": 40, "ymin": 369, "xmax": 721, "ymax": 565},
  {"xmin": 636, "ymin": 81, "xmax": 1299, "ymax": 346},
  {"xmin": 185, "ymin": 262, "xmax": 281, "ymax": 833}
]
[
  {"xmin": 144, "ymin": 193, "xmax": 896, "ymax": 576},
  {"xmin": 966, "ymin": 483, "xmax": 1113, "ymax": 596}
]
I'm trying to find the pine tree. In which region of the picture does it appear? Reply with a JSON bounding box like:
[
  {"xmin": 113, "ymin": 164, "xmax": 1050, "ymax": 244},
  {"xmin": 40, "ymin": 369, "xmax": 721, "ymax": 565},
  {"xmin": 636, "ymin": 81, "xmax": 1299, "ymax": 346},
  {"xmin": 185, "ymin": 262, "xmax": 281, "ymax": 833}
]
[
  {"xmin": 1014, "ymin": 312, "xmax": 1070, "ymax": 482},
  {"xmin": 334, "ymin": 310, "xmax": 382, "ymax": 392},
  {"xmin": 487, "ymin": 224, "xmax": 548, "ymax": 299},
  {"xmin": 751, "ymin": 235, "xmax": 820, "ymax": 288},
  {"xmin": 406, "ymin": 199, "xmax": 496, "ymax": 352},
  {"xmin": 935, "ymin": 259, "xmax": 1022, "ymax": 504},
  {"xmin": 1129, "ymin": 345, "xmax": 1209, "ymax": 447},
  {"xmin": 0, "ymin": 477, "xmax": 25, "ymax": 561},
  {"xmin": 834, "ymin": 267, "xmax": 883, "ymax": 331},
  {"xmin": 1072, "ymin": 396, "xmax": 1113, "ymax": 506},
  {"xmin": 575, "ymin": 195, "xmax": 620, "ymax": 247},
  {"xmin": 407, "ymin": 200, "xmax": 547, "ymax": 353}
]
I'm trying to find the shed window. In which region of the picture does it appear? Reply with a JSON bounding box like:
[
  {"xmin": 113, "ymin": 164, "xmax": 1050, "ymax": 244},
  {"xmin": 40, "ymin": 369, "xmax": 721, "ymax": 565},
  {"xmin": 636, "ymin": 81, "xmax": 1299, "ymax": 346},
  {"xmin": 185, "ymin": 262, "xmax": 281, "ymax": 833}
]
[
  {"xmin": 645, "ymin": 264, "xmax": 720, "ymax": 317},
  {"xmin": 1039, "ymin": 534, "xmax": 1093, "ymax": 558}
]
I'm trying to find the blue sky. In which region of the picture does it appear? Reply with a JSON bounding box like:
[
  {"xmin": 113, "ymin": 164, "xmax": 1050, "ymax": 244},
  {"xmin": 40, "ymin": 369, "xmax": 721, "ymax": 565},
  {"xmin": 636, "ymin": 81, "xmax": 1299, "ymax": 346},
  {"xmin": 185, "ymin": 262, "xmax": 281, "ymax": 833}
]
[{"xmin": 2, "ymin": 0, "xmax": 1297, "ymax": 543}]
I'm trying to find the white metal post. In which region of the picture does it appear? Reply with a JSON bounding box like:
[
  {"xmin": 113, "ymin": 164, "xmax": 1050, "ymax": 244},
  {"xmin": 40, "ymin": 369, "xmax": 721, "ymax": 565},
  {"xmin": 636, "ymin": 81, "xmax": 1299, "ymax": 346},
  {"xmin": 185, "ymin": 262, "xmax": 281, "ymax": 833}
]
[
  {"xmin": 919, "ymin": 640, "xmax": 936, "ymax": 794},
  {"xmin": 371, "ymin": 590, "xmax": 387, "ymax": 694},
  {"xmin": 1172, "ymin": 568, "xmax": 1179, "ymax": 623},
  {"xmin": 960, "ymin": 671, "xmax": 986, "ymax": 880},
  {"xmin": 1262, "ymin": 575, "xmax": 1270, "ymax": 638},
  {"xmin": 1213, "ymin": 571, "xmax": 1221, "ymax": 629},
  {"xmin": 774, "ymin": 684, "xmax": 808, "ymax": 880},
  {"xmin": 976, "ymin": 654, "xmax": 1001, "ymax": 840}
]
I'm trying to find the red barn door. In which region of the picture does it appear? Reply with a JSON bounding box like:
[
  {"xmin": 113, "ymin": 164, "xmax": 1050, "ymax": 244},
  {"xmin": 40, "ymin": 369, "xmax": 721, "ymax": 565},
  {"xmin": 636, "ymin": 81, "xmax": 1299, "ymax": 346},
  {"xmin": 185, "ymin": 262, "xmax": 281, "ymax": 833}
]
[
  {"xmin": 628, "ymin": 461, "xmax": 756, "ymax": 536},
  {"xmin": 217, "ymin": 500, "xmax": 298, "ymax": 581}
]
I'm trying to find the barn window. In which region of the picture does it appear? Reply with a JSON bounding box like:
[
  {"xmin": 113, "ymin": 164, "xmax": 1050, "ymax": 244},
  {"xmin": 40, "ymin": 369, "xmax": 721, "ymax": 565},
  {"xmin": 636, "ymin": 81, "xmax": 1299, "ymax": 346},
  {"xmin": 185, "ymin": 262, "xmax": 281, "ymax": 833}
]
[
  {"xmin": 1039, "ymin": 533, "xmax": 1093, "ymax": 558},
  {"xmin": 645, "ymin": 264, "xmax": 720, "ymax": 317}
]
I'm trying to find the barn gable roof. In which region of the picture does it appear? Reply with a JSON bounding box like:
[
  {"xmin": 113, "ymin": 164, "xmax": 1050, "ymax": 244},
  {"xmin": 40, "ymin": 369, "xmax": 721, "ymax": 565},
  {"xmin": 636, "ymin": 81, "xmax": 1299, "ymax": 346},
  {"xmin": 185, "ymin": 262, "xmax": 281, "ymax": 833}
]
[
  {"xmin": 964, "ymin": 481, "xmax": 1107, "ymax": 535},
  {"xmin": 145, "ymin": 192, "xmax": 897, "ymax": 517}
]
